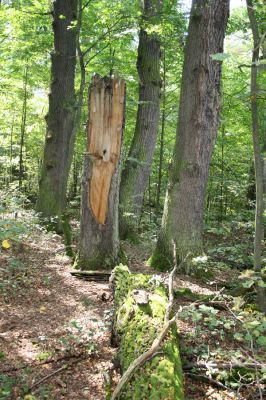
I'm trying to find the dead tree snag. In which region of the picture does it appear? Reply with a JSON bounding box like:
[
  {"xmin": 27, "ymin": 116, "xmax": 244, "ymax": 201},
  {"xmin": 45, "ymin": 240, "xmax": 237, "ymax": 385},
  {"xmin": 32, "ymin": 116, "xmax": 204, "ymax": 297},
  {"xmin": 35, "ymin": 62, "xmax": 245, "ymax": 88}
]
[{"xmin": 79, "ymin": 75, "xmax": 125, "ymax": 270}]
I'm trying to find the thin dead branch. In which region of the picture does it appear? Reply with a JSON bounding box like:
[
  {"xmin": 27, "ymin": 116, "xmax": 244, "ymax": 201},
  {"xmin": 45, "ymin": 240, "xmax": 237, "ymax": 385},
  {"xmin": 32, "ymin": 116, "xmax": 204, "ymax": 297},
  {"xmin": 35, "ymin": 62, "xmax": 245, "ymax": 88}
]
[
  {"xmin": 1, "ymin": 350, "xmax": 91, "ymax": 374},
  {"xmin": 183, "ymin": 361, "xmax": 265, "ymax": 371},
  {"xmin": 186, "ymin": 372, "xmax": 237, "ymax": 398},
  {"xmin": 28, "ymin": 365, "xmax": 68, "ymax": 391}
]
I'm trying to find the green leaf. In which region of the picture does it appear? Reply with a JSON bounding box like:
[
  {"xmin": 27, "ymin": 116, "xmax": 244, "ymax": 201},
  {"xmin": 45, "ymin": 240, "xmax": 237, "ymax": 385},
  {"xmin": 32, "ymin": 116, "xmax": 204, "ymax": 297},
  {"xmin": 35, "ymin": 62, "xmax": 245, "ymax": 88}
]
[
  {"xmin": 234, "ymin": 332, "xmax": 244, "ymax": 341},
  {"xmin": 257, "ymin": 336, "xmax": 266, "ymax": 347},
  {"xmin": 242, "ymin": 280, "xmax": 254, "ymax": 288}
]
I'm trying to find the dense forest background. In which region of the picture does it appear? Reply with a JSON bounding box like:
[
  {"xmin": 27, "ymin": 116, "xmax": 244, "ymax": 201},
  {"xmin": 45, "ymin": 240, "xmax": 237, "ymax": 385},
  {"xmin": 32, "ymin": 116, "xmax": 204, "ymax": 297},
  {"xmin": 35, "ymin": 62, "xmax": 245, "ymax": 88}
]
[{"xmin": 0, "ymin": 0, "xmax": 260, "ymax": 220}]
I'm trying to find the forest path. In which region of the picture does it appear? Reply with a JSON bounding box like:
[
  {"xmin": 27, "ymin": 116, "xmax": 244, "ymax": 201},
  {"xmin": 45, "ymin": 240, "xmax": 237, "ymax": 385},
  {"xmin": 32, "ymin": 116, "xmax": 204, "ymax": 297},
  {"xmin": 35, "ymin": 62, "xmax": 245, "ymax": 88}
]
[
  {"xmin": 0, "ymin": 218, "xmax": 116, "ymax": 399},
  {"xmin": 1, "ymin": 214, "xmax": 251, "ymax": 400}
]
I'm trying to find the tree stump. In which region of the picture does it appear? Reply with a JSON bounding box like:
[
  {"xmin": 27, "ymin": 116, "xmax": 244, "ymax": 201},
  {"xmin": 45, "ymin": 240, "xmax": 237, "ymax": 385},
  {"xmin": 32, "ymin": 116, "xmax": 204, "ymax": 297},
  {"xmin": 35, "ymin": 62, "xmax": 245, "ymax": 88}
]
[{"xmin": 79, "ymin": 75, "xmax": 126, "ymax": 270}]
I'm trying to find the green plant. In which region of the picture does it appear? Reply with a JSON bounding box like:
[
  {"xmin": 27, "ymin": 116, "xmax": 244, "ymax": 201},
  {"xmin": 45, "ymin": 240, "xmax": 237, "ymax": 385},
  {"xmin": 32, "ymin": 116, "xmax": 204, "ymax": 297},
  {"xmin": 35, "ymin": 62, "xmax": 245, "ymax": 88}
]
[
  {"xmin": 0, "ymin": 375, "xmax": 15, "ymax": 400},
  {"xmin": 239, "ymin": 268, "xmax": 266, "ymax": 290},
  {"xmin": 59, "ymin": 320, "xmax": 98, "ymax": 354}
]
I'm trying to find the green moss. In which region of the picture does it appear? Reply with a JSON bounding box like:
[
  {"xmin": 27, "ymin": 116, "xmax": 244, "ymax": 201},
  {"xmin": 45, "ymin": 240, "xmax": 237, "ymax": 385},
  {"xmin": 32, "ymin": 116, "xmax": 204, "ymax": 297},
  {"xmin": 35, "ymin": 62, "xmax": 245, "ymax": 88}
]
[
  {"xmin": 112, "ymin": 265, "xmax": 184, "ymax": 400},
  {"xmin": 174, "ymin": 288, "xmax": 214, "ymax": 301},
  {"xmin": 62, "ymin": 214, "xmax": 74, "ymax": 258},
  {"xmin": 147, "ymin": 244, "xmax": 172, "ymax": 272},
  {"xmin": 78, "ymin": 250, "xmax": 117, "ymax": 270},
  {"xmin": 118, "ymin": 245, "xmax": 128, "ymax": 265}
]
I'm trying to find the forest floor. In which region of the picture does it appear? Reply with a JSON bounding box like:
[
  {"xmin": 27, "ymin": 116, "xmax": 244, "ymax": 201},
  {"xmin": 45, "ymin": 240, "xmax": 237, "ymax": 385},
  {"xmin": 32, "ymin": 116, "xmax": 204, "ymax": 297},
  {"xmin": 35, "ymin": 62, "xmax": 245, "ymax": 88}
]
[{"xmin": 0, "ymin": 211, "xmax": 265, "ymax": 399}]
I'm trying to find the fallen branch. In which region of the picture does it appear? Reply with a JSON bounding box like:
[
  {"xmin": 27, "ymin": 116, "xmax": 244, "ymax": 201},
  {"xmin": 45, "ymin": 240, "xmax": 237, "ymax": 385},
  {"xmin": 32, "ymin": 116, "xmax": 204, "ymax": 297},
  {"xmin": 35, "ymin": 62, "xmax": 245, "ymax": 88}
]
[
  {"xmin": 1, "ymin": 350, "xmax": 91, "ymax": 374},
  {"xmin": 165, "ymin": 243, "xmax": 190, "ymax": 322},
  {"xmin": 183, "ymin": 361, "xmax": 265, "ymax": 371},
  {"xmin": 28, "ymin": 365, "xmax": 68, "ymax": 391},
  {"xmin": 27, "ymin": 356, "xmax": 85, "ymax": 392},
  {"xmin": 194, "ymin": 300, "xmax": 228, "ymax": 310},
  {"xmin": 186, "ymin": 372, "xmax": 237, "ymax": 397}
]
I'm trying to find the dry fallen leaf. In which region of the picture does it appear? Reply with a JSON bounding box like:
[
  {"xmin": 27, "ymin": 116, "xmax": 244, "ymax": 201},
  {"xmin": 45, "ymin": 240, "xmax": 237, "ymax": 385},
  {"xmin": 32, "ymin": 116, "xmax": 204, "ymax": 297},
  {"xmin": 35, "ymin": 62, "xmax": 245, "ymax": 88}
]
[
  {"xmin": 2, "ymin": 239, "xmax": 11, "ymax": 249},
  {"xmin": 39, "ymin": 305, "xmax": 47, "ymax": 313}
]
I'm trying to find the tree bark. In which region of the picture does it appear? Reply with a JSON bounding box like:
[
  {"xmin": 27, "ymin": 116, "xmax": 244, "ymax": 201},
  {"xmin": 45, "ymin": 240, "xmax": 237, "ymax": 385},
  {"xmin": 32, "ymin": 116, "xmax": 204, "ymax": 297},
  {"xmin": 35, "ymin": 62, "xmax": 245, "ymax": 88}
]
[
  {"xmin": 150, "ymin": 0, "xmax": 229, "ymax": 270},
  {"xmin": 79, "ymin": 75, "xmax": 125, "ymax": 270},
  {"xmin": 156, "ymin": 47, "xmax": 166, "ymax": 217},
  {"xmin": 246, "ymin": 0, "xmax": 266, "ymax": 314},
  {"xmin": 9, "ymin": 112, "xmax": 15, "ymax": 183},
  {"xmin": 119, "ymin": 0, "xmax": 161, "ymax": 239},
  {"xmin": 36, "ymin": 0, "xmax": 78, "ymax": 220},
  {"xmin": 19, "ymin": 65, "xmax": 28, "ymax": 191}
]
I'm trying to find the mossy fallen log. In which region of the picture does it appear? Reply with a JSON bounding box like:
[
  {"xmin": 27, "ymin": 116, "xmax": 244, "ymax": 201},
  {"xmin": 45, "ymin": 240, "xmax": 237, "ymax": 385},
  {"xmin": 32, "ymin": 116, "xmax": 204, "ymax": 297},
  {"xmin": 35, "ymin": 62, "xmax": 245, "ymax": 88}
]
[{"xmin": 111, "ymin": 265, "xmax": 184, "ymax": 400}]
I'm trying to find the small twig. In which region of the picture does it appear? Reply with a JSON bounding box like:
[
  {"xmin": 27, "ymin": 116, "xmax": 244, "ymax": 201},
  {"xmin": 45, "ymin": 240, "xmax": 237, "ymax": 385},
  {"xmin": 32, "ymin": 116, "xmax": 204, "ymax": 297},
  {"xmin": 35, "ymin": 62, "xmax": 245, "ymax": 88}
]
[
  {"xmin": 212, "ymin": 286, "xmax": 225, "ymax": 302},
  {"xmin": 29, "ymin": 365, "xmax": 68, "ymax": 391},
  {"xmin": 82, "ymin": 16, "xmax": 128, "ymax": 58},
  {"xmin": 82, "ymin": 0, "xmax": 93, "ymax": 10},
  {"xmin": 28, "ymin": 356, "xmax": 86, "ymax": 392},
  {"xmin": 165, "ymin": 243, "xmax": 190, "ymax": 322},
  {"xmin": 238, "ymin": 63, "xmax": 253, "ymax": 71},
  {"xmin": 165, "ymin": 240, "xmax": 177, "ymax": 322},
  {"xmin": 186, "ymin": 372, "xmax": 237, "ymax": 397}
]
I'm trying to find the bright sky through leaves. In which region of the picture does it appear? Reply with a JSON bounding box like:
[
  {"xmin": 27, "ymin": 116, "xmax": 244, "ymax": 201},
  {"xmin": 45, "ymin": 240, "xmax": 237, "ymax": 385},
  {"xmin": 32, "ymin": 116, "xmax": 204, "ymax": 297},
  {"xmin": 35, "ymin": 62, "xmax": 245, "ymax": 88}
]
[{"xmin": 182, "ymin": 0, "xmax": 245, "ymax": 12}]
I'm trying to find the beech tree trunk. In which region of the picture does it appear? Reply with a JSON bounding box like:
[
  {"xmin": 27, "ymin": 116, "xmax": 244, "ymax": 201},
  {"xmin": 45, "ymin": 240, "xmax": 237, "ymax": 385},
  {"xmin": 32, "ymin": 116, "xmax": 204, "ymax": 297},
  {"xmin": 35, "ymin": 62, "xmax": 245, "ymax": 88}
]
[
  {"xmin": 156, "ymin": 48, "xmax": 166, "ymax": 217},
  {"xmin": 19, "ymin": 65, "xmax": 28, "ymax": 191},
  {"xmin": 119, "ymin": 0, "xmax": 161, "ymax": 239},
  {"xmin": 79, "ymin": 75, "xmax": 125, "ymax": 270},
  {"xmin": 246, "ymin": 0, "xmax": 266, "ymax": 314},
  {"xmin": 150, "ymin": 0, "xmax": 229, "ymax": 270},
  {"xmin": 36, "ymin": 0, "xmax": 78, "ymax": 220}
]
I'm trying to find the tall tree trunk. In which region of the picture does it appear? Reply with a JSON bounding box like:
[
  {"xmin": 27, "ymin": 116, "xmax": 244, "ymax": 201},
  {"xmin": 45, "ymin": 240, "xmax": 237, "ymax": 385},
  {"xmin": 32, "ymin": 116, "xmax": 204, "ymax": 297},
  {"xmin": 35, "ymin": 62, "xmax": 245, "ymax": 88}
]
[
  {"xmin": 79, "ymin": 75, "xmax": 126, "ymax": 270},
  {"xmin": 219, "ymin": 126, "xmax": 225, "ymax": 221},
  {"xmin": 119, "ymin": 0, "xmax": 161, "ymax": 239},
  {"xmin": 36, "ymin": 0, "xmax": 78, "ymax": 220},
  {"xmin": 150, "ymin": 0, "xmax": 229, "ymax": 271},
  {"xmin": 74, "ymin": 0, "xmax": 86, "ymax": 140},
  {"xmin": 19, "ymin": 65, "xmax": 28, "ymax": 191},
  {"xmin": 246, "ymin": 0, "xmax": 266, "ymax": 314},
  {"xmin": 10, "ymin": 111, "xmax": 15, "ymax": 183},
  {"xmin": 246, "ymin": 161, "xmax": 256, "ymax": 208},
  {"xmin": 156, "ymin": 47, "xmax": 166, "ymax": 217}
]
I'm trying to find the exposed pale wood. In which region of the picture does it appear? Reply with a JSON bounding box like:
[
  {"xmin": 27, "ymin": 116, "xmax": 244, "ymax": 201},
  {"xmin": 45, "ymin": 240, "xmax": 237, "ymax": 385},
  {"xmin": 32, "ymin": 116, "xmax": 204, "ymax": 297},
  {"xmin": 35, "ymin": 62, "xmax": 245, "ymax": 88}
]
[
  {"xmin": 87, "ymin": 75, "xmax": 125, "ymax": 225},
  {"xmin": 132, "ymin": 289, "xmax": 150, "ymax": 305},
  {"xmin": 79, "ymin": 75, "xmax": 125, "ymax": 270}
]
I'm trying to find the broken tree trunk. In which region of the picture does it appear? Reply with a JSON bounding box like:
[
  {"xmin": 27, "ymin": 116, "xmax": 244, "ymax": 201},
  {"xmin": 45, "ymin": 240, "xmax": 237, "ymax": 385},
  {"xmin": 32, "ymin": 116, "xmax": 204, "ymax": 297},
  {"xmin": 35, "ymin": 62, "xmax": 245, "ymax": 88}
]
[{"xmin": 79, "ymin": 75, "xmax": 126, "ymax": 270}]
